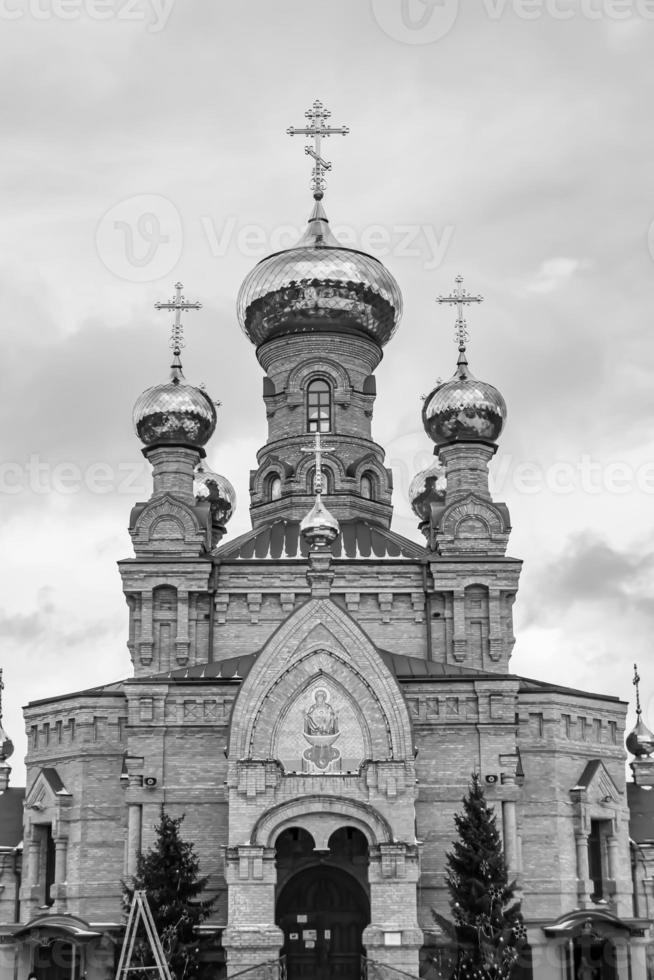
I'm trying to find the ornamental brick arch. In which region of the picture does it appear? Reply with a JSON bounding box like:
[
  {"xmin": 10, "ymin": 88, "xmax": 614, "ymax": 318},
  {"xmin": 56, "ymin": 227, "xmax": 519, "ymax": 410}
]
[
  {"xmin": 286, "ymin": 357, "xmax": 352, "ymax": 398},
  {"xmin": 294, "ymin": 450, "xmax": 347, "ymax": 486},
  {"xmin": 443, "ymin": 498, "xmax": 506, "ymax": 538},
  {"xmin": 251, "ymin": 651, "xmax": 378, "ymax": 765},
  {"xmin": 228, "ymin": 597, "xmax": 413, "ymax": 762},
  {"xmin": 252, "ymin": 794, "xmax": 393, "ymax": 848},
  {"xmin": 134, "ymin": 496, "xmax": 202, "ymax": 538}
]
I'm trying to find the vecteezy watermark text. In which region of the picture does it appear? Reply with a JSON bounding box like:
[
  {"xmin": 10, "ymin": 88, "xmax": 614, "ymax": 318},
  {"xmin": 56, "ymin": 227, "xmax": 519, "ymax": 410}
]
[
  {"xmin": 0, "ymin": 457, "xmax": 149, "ymax": 496},
  {"xmin": 371, "ymin": 0, "xmax": 654, "ymax": 46},
  {"xmin": 387, "ymin": 451, "xmax": 654, "ymax": 501},
  {"xmin": 483, "ymin": 0, "xmax": 654, "ymax": 19},
  {"xmin": 95, "ymin": 193, "xmax": 455, "ymax": 282},
  {"xmin": 201, "ymin": 216, "xmax": 454, "ymax": 270},
  {"xmin": 3, "ymin": 453, "xmax": 654, "ymax": 499},
  {"xmin": 0, "ymin": 0, "xmax": 175, "ymax": 31}
]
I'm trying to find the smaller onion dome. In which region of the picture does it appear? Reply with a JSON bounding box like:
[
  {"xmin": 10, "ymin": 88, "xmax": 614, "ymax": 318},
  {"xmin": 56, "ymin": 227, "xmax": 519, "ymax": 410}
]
[
  {"xmin": 0, "ymin": 722, "xmax": 13, "ymax": 763},
  {"xmin": 626, "ymin": 718, "xmax": 654, "ymax": 758},
  {"xmin": 422, "ymin": 350, "xmax": 506, "ymax": 447},
  {"xmin": 300, "ymin": 494, "xmax": 340, "ymax": 549},
  {"xmin": 133, "ymin": 350, "xmax": 217, "ymax": 449},
  {"xmin": 194, "ymin": 463, "xmax": 236, "ymax": 526},
  {"xmin": 0, "ymin": 670, "xmax": 13, "ymax": 763},
  {"xmin": 408, "ymin": 459, "xmax": 446, "ymax": 522},
  {"xmin": 627, "ymin": 665, "xmax": 654, "ymax": 757}
]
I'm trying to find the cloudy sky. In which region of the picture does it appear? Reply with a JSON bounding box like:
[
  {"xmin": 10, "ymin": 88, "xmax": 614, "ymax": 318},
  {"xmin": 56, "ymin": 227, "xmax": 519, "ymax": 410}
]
[{"xmin": 1, "ymin": 0, "xmax": 653, "ymax": 784}]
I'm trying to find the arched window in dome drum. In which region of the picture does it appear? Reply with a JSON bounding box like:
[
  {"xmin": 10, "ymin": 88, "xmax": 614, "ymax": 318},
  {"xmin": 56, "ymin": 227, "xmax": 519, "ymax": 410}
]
[
  {"xmin": 308, "ymin": 467, "xmax": 333, "ymax": 494},
  {"xmin": 268, "ymin": 475, "xmax": 282, "ymax": 501},
  {"xmin": 360, "ymin": 474, "xmax": 375, "ymax": 500},
  {"xmin": 307, "ymin": 378, "xmax": 332, "ymax": 433}
]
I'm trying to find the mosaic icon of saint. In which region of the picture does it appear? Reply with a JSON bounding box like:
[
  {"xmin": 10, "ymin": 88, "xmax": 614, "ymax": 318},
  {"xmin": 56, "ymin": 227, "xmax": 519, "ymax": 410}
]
[{"xmin": 304, "ymin": 688, "xmax": 339, "ymax": 736}]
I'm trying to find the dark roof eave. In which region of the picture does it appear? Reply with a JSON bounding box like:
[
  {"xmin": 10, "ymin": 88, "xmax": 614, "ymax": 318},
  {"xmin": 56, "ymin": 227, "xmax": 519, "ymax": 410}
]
[
  {"xmin": 518, "ymin": 675, "xmax": 625, "ymax": 705},
  {"xmin": 212, "ymin": 557, "xmax": 423, "ymax": 566},
  {"xmin": 397, "ymin": 671, "xmax": 522, "ymax": 683},
  {"xmin": 25, "ymin": 685, "xmax": 128, "ymax": 709},
  {"xmin": 126, "ymin": 676, "xmax": 244, "ymax": 687}
]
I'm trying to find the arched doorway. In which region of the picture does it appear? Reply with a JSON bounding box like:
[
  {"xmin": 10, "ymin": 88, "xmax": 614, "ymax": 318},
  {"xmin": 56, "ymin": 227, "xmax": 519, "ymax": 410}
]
[
  {"xmin": 275, "ymin": 827, "xmax": 370, "ymax": 980},
  {"xmin": 33, "ymin": 938, "xmax": 83, "ymax": 980},
  {"xmin": 573, "ymin": 932, "xmax": 617, "ymax": 980},
  {"xmin": 543, "ymin": 911, "xmax": 628, "ymax": 980}
]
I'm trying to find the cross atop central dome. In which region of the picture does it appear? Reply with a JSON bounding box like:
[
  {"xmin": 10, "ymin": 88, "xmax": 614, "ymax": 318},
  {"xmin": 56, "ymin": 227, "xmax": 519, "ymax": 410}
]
[{"xmin": 236, "ymin": 100, "xmax": 403, "ymax": 350}]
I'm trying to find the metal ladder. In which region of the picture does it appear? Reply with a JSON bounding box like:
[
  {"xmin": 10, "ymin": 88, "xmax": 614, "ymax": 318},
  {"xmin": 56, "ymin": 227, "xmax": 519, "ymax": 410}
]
[{"xmin": 115, "ymin": 890, "xmax": 173, "ymax": 980}]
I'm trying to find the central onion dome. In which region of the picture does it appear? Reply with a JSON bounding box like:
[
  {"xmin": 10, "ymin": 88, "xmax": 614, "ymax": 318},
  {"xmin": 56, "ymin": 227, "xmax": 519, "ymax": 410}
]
[
  {"xmin": 237, "ymin": 198, "xmax": 402, "ymax": 348},
  {"xmin": 422, "ymin": 350, "xmax": 507, "ymax": 446},
  {"xmin": 134, "ymin": 350, "xmax": 217, "ymax": 449}
]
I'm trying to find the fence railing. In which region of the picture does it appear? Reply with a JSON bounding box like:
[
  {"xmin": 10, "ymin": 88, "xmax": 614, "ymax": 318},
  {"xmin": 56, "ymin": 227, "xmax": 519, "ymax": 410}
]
[
  {"xmin": 224, "ymin": 955, "xmax": 287, "ymax": 980},
  {"xmin": 361, "ymin": 955, "xmax": 421, "ymax": 980}
]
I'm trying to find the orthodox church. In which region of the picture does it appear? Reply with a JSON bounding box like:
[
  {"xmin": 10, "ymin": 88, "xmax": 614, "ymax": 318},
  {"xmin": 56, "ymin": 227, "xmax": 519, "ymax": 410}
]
[{"xmin": 0, "ymin": 101, "xmax": 653, "ymax": 980}]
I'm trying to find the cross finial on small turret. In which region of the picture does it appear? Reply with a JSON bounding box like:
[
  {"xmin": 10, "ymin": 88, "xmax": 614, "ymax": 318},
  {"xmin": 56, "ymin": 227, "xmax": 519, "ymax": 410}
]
[
  {"xmin": 634, "ymin": 663, "xmax": 643, "ymax": 717},
  {"xmin": 436, "ymin": 275, "xmax": 484, "ymax": 353},
  {"xmin": 300, "ymin": 430, "xmax": 336, "ymax": 496},
  {"xmin": 287, "ymin": 100, "xmax": 349, "ymax": 199},
  {"xmin": 155, "ymin": 282, "xmax": 202, "ymax": 355}
]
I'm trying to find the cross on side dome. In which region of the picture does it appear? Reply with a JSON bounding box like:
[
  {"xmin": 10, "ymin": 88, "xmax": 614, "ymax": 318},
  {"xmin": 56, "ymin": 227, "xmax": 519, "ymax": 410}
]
[
  {"xmin": 133, "ymin": 282, "xmax": 216, "ymax": 449},
  {"xmin": 422, "ymin": 274, "xmax": 506, "ymax": 446},
  {"xmin": 154, "ymin": 281, "xmax": 202, "ymax": 369}
]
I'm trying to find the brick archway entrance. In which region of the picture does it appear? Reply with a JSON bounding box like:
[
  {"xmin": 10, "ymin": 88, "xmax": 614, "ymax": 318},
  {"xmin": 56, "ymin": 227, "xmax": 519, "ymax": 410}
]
[{"xmin": 275, "ymin": 828, "xmax": 370, "ymax": 980}]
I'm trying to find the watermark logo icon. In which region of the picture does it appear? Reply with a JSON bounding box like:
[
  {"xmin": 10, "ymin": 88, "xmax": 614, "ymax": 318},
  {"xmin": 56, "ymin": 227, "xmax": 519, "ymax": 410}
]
[
  {"xmin": 371, "ymin": 0, "xmax": 460, "ymax": 43},
  {"xmin": 95, "ymin": 194, "xmax": 183, "ymax": 283}
]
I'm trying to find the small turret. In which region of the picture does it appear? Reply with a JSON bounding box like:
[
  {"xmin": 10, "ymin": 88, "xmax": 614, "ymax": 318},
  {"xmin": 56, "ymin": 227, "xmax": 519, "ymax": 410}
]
[
  {"xmin": 0, "ymin": 669, "xmax": 14, "ymax": 793},
  {"xmin": 627, "ymin": 665, "xmax": 654, "ymax": 783},
  {"xmin": 194, "ymin": 463, "xmax": 236, "ymax": 548},
  {"xmin": 414, "ymin": 276, "xmax": 511, "ymax": 556},
  {"xmin": 132, "ymin": 282, "xmax": 218, "ymax": 505}
]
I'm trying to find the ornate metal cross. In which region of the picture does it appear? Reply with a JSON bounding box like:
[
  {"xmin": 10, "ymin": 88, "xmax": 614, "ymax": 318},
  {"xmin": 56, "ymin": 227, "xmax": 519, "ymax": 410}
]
[
  {"xmin": 287, "ymin": 99, "xmax": 349, "ymax": 198},
  {"xmin": 155, "ymin": 282, "xmax": 202, "ymax": 352},
  {"xmin": 436, "ymin": 275, "xmax": 483, "ymax": 351},
  {"xmin": 301, "ymin": 430, "xmax": 335, "ymax": 495},
  {"xmin": 634, "ymin": 663, "xmax": 643, "ymax": 718}
]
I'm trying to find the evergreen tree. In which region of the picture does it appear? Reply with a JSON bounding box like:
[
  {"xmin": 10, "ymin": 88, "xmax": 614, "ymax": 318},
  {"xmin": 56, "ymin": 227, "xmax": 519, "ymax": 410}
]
[
  {"xmin": 444, "ymin": 774, "xmax": 527, "ymax": 980},
  {"xmin": 123, "ymin": 806, "xmax": 216, "ymax": 980}
]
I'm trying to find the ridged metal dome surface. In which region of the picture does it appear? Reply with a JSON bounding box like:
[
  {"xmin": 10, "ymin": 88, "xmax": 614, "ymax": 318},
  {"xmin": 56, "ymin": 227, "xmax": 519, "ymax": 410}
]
[
  {"xmin": 134, "ymin": 362, "xmax": 217, "ymax": 448},
  {"xmin": 194, "ymin": 465, "xmax": 236, "ymax": 524},
  {"xmin": 626, "ymin": 718, "xmax": 654, "ymax": 758},
  {"xmin": 0, "ymin": 724, "xmax": 13, "ymax": 761},
  {"xmin": 422, "ymin": 355, "xmax": 506, "ymax": 446},
  {"xmin": 236, "ymin": 201, "xmax": 402, "ymax": 348},
  {"xmin": 408, "ymin": 460, "xmax": 446, "ymax": 521},
  {"xmin": 300, "ymin": 494, "xmax": 340, "ymax": 547}
]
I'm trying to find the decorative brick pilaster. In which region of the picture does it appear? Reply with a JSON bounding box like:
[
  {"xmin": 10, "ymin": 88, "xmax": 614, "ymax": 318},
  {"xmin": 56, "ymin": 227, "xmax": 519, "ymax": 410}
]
[
  {"xmin": 452, "ymin": 589, "xmax": 467, "ymax": 662},
  {"xmin": 365, "ymin": 843, "xmax": 422, "ymax": 977},
  {"xmin": 306, "ymin": 550, "xmax": 334, "ymax": 598},
  {"xmin": 223, "ymin": 845, "xmax": 283, "ymax": 977},
  {"xmin": 175, "ymin": 589, "xmax": 190, "ymax": 664}
]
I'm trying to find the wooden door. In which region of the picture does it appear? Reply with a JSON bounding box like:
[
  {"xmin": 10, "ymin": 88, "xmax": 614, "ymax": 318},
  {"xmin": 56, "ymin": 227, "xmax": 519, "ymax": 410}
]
[{"xmin": 277, "ymin": 866, "xmax": 369, "ymax": 980}]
